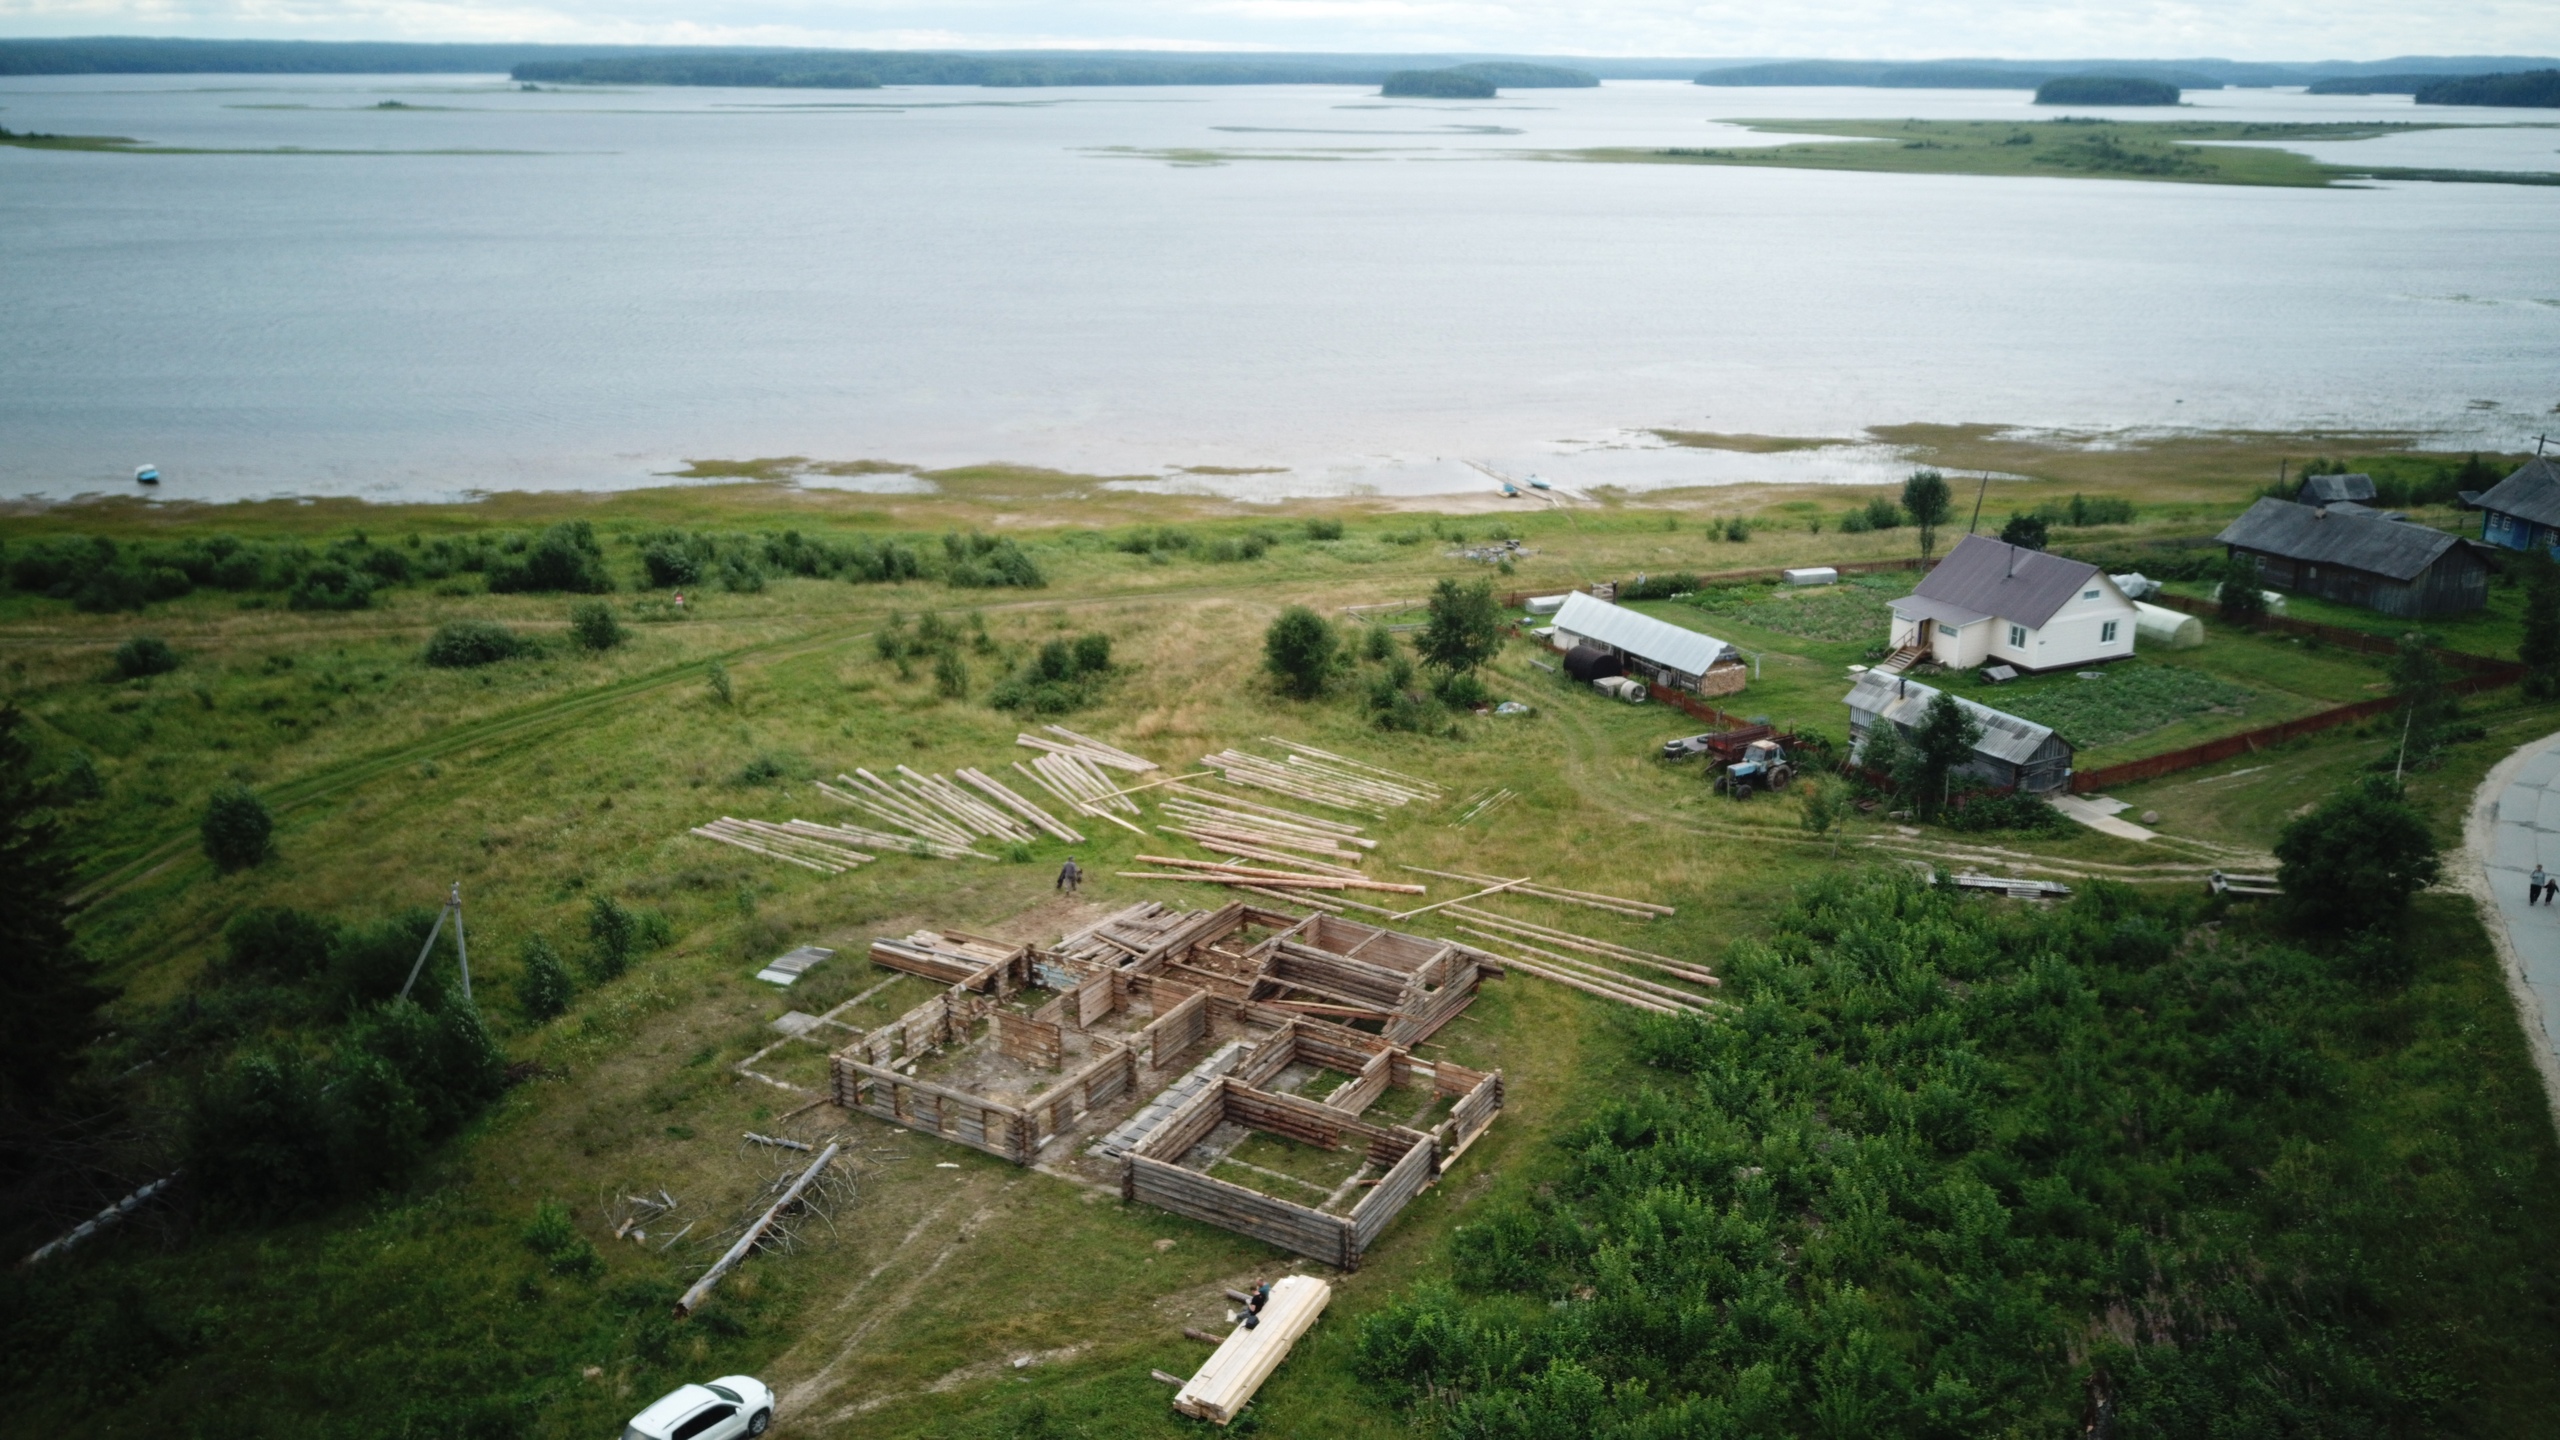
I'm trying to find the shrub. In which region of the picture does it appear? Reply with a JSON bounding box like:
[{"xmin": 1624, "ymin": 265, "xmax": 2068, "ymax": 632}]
[
  {"xmin": 201, "ymin": 784, "xmax": 274, "ymax": 872},
  {"xmin": 112, "ymin": 636, "xmax": 180, "ymax": 679},
  {"xmin": 183, "ymin": 1049, "xmax": 329, "ymax": 1212},
  {"xmin": 933, "ymin": 650, "xmax": 969, "ymax": 699},
  {"xmin": 705, "ymin": 662, "xmax": 733, "ymax": 706},
  {"xmin": 1363, "ymin": 624, "xmax": 1398, "ymax": 663},
  {"xmin": 1618, "ymin": 573, "xmax": 1699, "ymax": 601},
  {"xmin": 2217, "ymin": 552, "xmax": 2267, "ymax": 625},
  {"xmin": 486, "ymin": 522, "xmax": 613, "ymax": 594},
  {"xmin": 1306, "ymin": 518, "xmax": 1345, "ymax": 541},
  {"xmin": 1999, "ymin": 512, "xmax": 2049, "ymax": 550},
  {"xmin": 222, "ymin": 906, "xmax": 338, "ymax": 982},
  {"xmin": 988, "ymin": 631, "xmax": 1115, "ymax": 714},
  {"xmin": 1939, "ymin": 790, "xmax": 2067, "ymax": 833},
  {"xmin": 287, "ymin": 562, "xmax": 374, "ymax": 612},
  {"xmin": 1862, "ymin": 496, "xmax": 1904, "ymax": 530},
  {"xmin": 1072, "ymin": 633, "xmax": 1111, "ymax": 673},
  {"xmin": 1838, "ymin": 507, "xmax": 1874, "ymax": 534},
  {"xmin": 1264, "ymin": 607, "xmax": 1341, "ymax": 699},
  {"xmin": 423, "ymin": 621, "xmax": 532, "ymax": 668},
  {"xmin": 522, "ymin": 1201, "xmax": 602, "ymax": 1279},
  {"xmin": 1433, "ymin": 669, "xmax": 1491, "ymax": 709},
  {"xmin": 640, "ymin": 540, "xmax": 703, "ymax": 588},
  {"xmin": 568, "ymin": 600, "xmax": 624, "ymax": 652},
  {"xmin": 517, "ymin": 935, "xmax": 573, "ymax": 1023}
]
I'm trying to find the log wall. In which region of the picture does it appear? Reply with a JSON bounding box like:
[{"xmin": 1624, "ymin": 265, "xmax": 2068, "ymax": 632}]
[
  {"xmin": 1126, "ymin": 1155, "xmax": 1354, "ymax": 1268},
  {"xmin": 1326, "ymin": 1051, "xmax": 1394, "ymax": 1117},
  {"xmin": 1349, "ymin": 1127, "xmax": 1439, "ymax": 1252},
  {"xmin": 1144, "ymin": 989, "xmax": 1211, "ymax": 1069},
  {"xmin": 833, "ymin": 1055, "xmax": 1032, "ymax": 1163},
  {"xmin": 995, "ymin": 1010, "xmax": 1063, "ymax": 1070}
]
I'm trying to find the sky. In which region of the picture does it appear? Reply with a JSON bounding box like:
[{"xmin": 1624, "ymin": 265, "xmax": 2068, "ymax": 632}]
[{"xmin": 0, "ymin": 0, "xmax": 2553, "ymax": 60}]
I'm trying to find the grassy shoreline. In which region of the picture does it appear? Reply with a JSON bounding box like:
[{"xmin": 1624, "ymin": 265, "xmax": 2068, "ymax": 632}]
[{"xmin": 3, "ymin": 457, "xmax": 2556, "ymax": 1435}]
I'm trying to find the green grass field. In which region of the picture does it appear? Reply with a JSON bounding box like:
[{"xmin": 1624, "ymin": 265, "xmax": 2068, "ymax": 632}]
[{"xmin": 2, "ymin": 467, "xmax": 2556, "ymax": 1437}]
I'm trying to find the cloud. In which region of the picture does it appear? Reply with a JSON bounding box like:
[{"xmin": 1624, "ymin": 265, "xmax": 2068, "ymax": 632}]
[{"xmin": 0, "ymin": 0, "xmax": 2552, "ymax": 60}]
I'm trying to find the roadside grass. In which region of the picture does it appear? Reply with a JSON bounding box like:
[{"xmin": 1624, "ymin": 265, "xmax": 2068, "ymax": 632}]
[{"xmin": 5, "ymin": 478, "xmax": 2558, "ymax": 1435}]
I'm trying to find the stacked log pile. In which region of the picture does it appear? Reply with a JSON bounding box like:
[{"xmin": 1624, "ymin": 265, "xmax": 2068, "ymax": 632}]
[
  {"xmin": 1197, "ymin": 741, "xmax": 1441, "ymax": 817},
  {"xmin": 689, "ymin": 818, "xmax": 875, "ymax": 873}
]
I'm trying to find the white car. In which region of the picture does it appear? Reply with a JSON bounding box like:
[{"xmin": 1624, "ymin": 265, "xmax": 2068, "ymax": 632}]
[{"xmin": 623, "ymin": 1376, "xmax": 774, "ymax": 1440}]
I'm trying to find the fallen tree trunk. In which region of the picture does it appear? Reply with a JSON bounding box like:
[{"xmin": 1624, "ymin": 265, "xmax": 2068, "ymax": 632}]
[{"xmin": 675, "ymin": 1142, "xmax": 840, "ymax": 1317}]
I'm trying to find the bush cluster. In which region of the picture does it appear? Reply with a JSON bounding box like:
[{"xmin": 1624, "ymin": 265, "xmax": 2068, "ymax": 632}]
[
  {"xmin": 1835, "ymin": 496, "xmax": 1905, "ymax": 534},
  {"xmin": 1353, "ymin": 871, "xmax": 2479, "ymax": 1436},
  {"xmin": 942, "ymin": 531, "xmax": 1044, "ymax": 589},
  {"xmin": 424, "ymin": 620, "xmax": 534, "ymax": 668},
  {"xmin": 989, "ymin": 632, "xmax": 1114, "ymax": 714}
]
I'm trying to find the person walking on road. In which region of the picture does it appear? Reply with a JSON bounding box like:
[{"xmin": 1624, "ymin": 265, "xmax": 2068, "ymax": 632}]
[
  {"xmin": 1057, "ymin": 857, "xmax": 1083, "ymax": 893},
  {"xmin": 2533, "ymin": 865, "xmax": 2549, "ymax": 906}
]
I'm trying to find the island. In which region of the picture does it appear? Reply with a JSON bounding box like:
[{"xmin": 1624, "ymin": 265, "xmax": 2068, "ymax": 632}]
[
  {"xmin": 1381, "ymin": 68, "xmax": 1499, "ymax": 99},
  {"xmin": 2035, "ymin": 75, "xmax": 2181, "ymax": 105}
]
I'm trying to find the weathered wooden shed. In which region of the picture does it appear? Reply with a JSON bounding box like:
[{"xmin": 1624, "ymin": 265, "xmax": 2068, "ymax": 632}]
[
  {"xmin": 1843, "ymin": 671, "xmax": 2075, "ymax": 794},
  {"xmin": 2215, "ymin": 497, "xmax": 2487, "ymax": 620}
]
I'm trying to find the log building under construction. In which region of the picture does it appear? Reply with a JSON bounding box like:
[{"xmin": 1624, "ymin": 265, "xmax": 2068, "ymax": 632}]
[{"xmin": 828, "ymin": 901, "xmax": 1504, "ymax": 1268}]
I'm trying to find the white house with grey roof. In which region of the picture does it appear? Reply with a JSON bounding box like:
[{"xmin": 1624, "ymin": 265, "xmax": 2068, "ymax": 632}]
[
  {"xmin": 1548, "ymin": 591, "xmax": 1748, "ymax": 696},
  {"xmin": 1884, "ymin": 535, "xmax": 2137, "ymax": 675}
]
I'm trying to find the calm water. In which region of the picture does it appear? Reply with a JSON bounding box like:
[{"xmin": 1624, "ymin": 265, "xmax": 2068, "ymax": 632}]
[{"xmin": 2, "ymin": 76, "xmax": 2557, "ymax": 504}]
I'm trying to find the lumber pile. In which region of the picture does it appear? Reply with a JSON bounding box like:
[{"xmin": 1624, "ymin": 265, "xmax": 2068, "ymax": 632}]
[
  {"xmin": 1016, "ymin": 724, "xmax": 1159, "ymax": 772},
  {"xmin": 1447, "ymin": 787, "xmax": 1519, "ymax": 827},
  {"xmin": 870, "ymin": 930, "xmax": 1026, "ymax": 986},
  {"xmin": 1445, "ymin": 907, "xmax": 1718, "ymax": 986},
  {"xmin": 1016, "ymin": 750, "xmax": 1148, "ymax": 835},
  {"xmin": 1172, "ymin": 1275, "xmax": 1332, "ymax": 1424},
  {"xmin": 1197, "ymin": 740, "xmax": 1441, "ymax": 816},
  {"xmin": 690, "ymin": 817, "xmax": 876, "ymax": 873}
]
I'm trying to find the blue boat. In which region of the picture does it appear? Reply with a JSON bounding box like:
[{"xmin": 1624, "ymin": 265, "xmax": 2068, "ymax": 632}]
[
  {"xmin": 134, "ymin": 465, "xmax": 160, "ymax": 485},
  {"xmin": 1526, "ymin": 474, "xmax": 1552, "ymax": 490},
  {"xmin": 1499, "ymin": 481, "xmax": 1518, "ymax": 497}
]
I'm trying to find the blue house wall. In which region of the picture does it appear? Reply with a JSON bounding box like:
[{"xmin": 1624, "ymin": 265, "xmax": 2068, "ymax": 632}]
[{"xmin": 2483, "ymin": 509, "xmax": 2560, "ymax": 553}]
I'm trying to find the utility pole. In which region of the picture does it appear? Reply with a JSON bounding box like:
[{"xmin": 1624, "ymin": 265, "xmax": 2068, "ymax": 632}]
[
  {"xmin": 399, "ymin": 881, "xmax": 473, "ymax": 1004},
  {"xmin": 1967, "ymin": 472, "xmax": 1990, "ymax": 536}
]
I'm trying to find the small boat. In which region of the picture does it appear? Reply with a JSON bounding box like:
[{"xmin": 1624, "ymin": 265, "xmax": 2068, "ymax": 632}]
[
  {"xmin": 1526, "ymin": 474, "xmax": 1552, "ymax": 490},
  {"xmin": 1499, "ymin": 481, "xmax": 1518, "ymax": 497},
  {"xmin": 134, "ymin": 465, "xmax": 160, "ymax": 485}
]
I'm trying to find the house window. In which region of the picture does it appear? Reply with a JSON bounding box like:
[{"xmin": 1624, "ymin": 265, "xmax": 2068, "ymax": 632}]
[
  {"xmin": 2083, "ymin": 589, "xmax": 2099, "ymax": 600},
  {"xmin": 2007, "ymin": 624, "xmax": 2026, "ymax": 648},
  {"xmin": 2101, "ymin": 621, "xmax": 2119, "ymax": 643}
]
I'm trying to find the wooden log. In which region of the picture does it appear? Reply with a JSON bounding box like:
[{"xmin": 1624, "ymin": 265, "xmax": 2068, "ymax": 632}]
[
  {"xmin": 1134, "ymin": 856, "xmax": 1423, "ymax": 893},
  {"xmin": 1387, "ymin": 877, "xmax": 1531, "ymax": 922},
  {"xmin": 1162, "ymin": 785, "xmax": 1371, "ymax": 837},
  {"xmin": 956, "ymin": 768, "xmax": 1085, "ymax": 843},
  {"xmin": 1459, "ymin": 944, "xmax": 1688, "ymax": 1014},
  {"xmin": 1152, "ymin": 1370, "xmax": 1188, "ymax": 1387},
  {"xmin": 1238, "ymin": 885, "xmax": 1340, "ymax": 913},
  {"xmin": 1044, "ymin": 724, "xmax": 1159, "ymax": 771},
  {"xmin": 1258, "ymin": 737, "xmax": 1439, "ymax": 791},
  {"xmin": 1183, "ymin": 1327, "xmax": 1224, "ymax": 1346},
  {"xmin": 1444, "ymin": 907, "xmax": 1716, "ymax": 982},
  {"xmin": 675, "ymin": 1142, "xmax": 839, "ymax": 1316},
  {"xmin": 1400, "ymin": 865, "xmax": 1671, "ymax": 917},
  {"xmin": 1455, "ymin": 929, "xmax": 1712, "ymax": 1009}
]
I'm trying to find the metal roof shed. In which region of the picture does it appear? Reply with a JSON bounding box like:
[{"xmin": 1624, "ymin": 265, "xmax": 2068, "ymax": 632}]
[
  {"xmin": 1842, "ymin": 671, "xmax": 2074, "ymax": 794},
  {"xmin": 2215, "ymin": 497, "xmax": 2486, "ymax": 619},
  {"xmin": 1551, "ymin": 592, "xmax": 1739, "ymax": 693}
]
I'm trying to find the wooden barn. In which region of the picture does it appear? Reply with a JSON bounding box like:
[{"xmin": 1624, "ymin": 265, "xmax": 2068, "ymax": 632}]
[
  {"xmin": 1843, "ymin": 671, "xmax": 2075, "ymax": 794},
  {"xmin": 2215, "ymin": 497, "xmax": 2488, "ymax": 620}
]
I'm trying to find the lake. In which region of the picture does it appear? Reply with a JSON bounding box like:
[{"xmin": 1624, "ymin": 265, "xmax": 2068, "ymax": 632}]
[{"xmin": 2, "ymin": 75, "xmax": 2556, "ymax": 504}]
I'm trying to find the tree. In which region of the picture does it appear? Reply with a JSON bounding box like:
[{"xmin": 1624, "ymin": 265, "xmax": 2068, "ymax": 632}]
[
  {"xmin": 2519, "ymin": 551, "xmax": 2560, "ymax": 700},
  {"xmin": 2217, "ymin": 551, "xmax": 2267, "ymax": 625},
  {"xmin": 932, "ymin": 649, "xmax": 969, "ymax": 700},
  {"xmin": 1998, "ymin": 513, "xmax": 2048, "ymax": 551},
  {"xmin": 0, "ymin": 707, "xmax": 115, "ymax": 1117},
  {"xmin": 568, "ymin": 600, "xmax": 624, "ymax": 652},
  {"xmin": 1263, "ymin": 607, "xmax": 1340, "ymax": 699},
  {"xmin": 2274, "ymin": 776, "xmax": 2440, "ymax": 935},
  {"xmin": 1908, "ymin": 691, "xmax": 1985, "ymax": 817},
  {"xmin": 517, "ymin": 934, "xmax": 574, "ymax": 1023},
  {"xmin": 1415, "ymin": 578, "xmax": 1502, "ymax": 675},
  {"xmin": 112, "ymin": 635, "xmax": 180, "ymax": 679},
  {"xmin": 585, "ymin": 894, "xmax": 638, "ymax": 982},
  {"xmin": 2388, "ymin": 631, "xmax": 2458, "ymax": 767},
  {"xmin": 1902, "ymin": 470, "xmax": 1954, "ymax": 564},
  {"xmin": 202, "ymin": 782, "xmax": 274, "ymax": 872}
]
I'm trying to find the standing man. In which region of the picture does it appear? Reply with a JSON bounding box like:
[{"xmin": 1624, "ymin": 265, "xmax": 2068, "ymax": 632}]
[
  {"xmin": 1057, "ymin": 856, "xmax": 1083, "ymax": 893},
  {"xmin": 2535, "ymin": 865, "xmax": 2550, "ymax": 906}
]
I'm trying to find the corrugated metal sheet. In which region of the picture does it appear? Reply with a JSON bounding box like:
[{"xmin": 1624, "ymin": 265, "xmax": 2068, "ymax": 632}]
[
  {"xmin": 1842, "ymin": 671, "xmax": 2058, "ymax": 767},
  {"xmin": 1908, "ymin": 535, "xmax": 2104, "ymax": 630},
  {"xmin": 1551, "ymin": 593, "xmax": 1732, "ymax": 676},
  {"xmin": 2301, "ymin": 473, "xmax": 2378, "ymax": 506},
  {"xmin": 2476, "ymin": 456, "xmax": 2560, "ymax": 531},
  {"xmin": 2215, "ymin": 497, "xmax": 2460, "ymax": 582}
]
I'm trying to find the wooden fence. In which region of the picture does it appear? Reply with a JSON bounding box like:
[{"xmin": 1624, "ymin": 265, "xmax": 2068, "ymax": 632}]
[{"xmin": 2142, "ymin": 591, "xmax": 2525, "ymax": 676}]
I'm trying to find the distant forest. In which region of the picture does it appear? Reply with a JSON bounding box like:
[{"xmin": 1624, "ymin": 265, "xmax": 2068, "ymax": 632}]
[
  {"xmin": 2416, "ymin": 70, "xmax": 2560, "ymax": 107},
  {"xmin": 1689, "ymin": 55, "xmax": 2560, "ymax": 90}
]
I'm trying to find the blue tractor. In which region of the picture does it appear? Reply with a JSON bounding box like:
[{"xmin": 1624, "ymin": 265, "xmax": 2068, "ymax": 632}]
[{"xmin": 1713, "ymin": 737, "xmax": 1796, "ymax": 799}]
